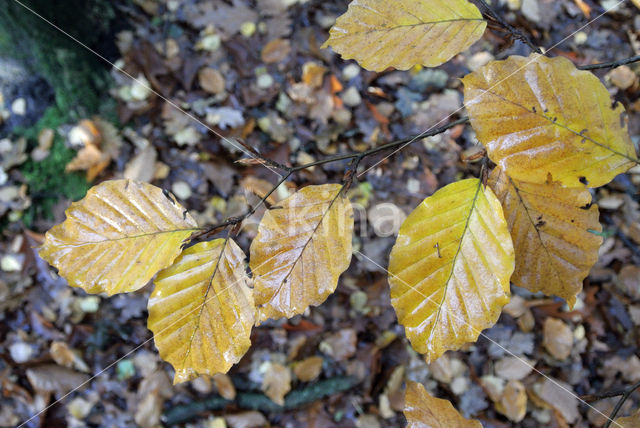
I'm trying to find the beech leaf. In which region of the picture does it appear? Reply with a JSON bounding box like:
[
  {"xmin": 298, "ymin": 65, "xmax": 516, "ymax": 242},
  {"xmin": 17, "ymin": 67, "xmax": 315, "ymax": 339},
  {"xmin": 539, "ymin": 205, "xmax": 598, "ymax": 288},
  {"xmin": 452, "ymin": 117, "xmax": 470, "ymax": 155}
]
[
  {"xmin": 404, "ymin": 381, "xmax": 482, "ymax": 427},
  {"xmin": 39, "ymin": 180, "xmax": 198, "ymax": 295},
  {"xmin": 250, "ymin": 184, "xmax": 353, "ymax": 323},
  {"xmin": 488, "ymin": 167, "xmax": 602, "ymax": 308},
  {"xmin": 614, "ymin": 409, "xmax": 640, "ymax": 428},
  {"xmin": 322, "ymin": 0, "xmax": 486, "ymax": 71},
  {"xmin": 388, "ymin": 179, "xmax": 514, "ymax": 362},
  {"xmin": 463, "ymin": 54, "xmax": 638, "ymax": 188},
  {"xmin": 148, "ymin": 238, "xmax": 254, "ymax": 384}
]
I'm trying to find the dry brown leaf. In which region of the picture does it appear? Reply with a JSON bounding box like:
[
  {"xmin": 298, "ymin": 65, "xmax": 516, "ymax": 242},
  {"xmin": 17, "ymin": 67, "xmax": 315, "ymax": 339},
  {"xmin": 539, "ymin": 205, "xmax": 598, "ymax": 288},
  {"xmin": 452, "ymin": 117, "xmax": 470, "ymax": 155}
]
[
  {"xmin": 388, "ymin": 179, "xmax": 514, "ymax": 362},
  {"xmin": 302, "ymin": 62, "xmax": 327, "ymax": 89},
  {"xmin": 488, "ymin": 167, "xmax": 602, "ymax": 308},
  {"xmin": 261, "ymin": 38, "xmax": 291, "ymax": 64},
  {"xmin": 322, "ymin": 0, "xmax": 486, "ymax": 71},
  {"xmin": 148, "ymin": 238, "xmax": 254, "ymax": 384},
  {"xmin": 40, "ymin": 180, "xmax": 198, "ymax": 295},
  {"xmin": 250, "ymin": 184, "xmax": 353, "ymax": 323},
  {"xmin": 495, "ymin": 380, "xmax": 527, "ymax": 422},
  {"xmin": 261, "ymin": 362, "xmax": 291, "ymax": 406},
  {"xmin": 404, "ymin": 381, "xmax": 482, "ymax": 427},
  {"xmin": 293, "ymin": 356, "xmax": 323, "ymax": 382},
  {"xmin": 536, "ymin": 378, "xmax": 579, "ymax": 424},
  {"xmin": 463, "ymin": 54, "xmax": 637, "ymax": 188},
  {"xmin": 543, "ymin": 317, "xmax": 573, "ymax": 360},
  {"xmin": 26, "ymin": 365, "xmax": 89, "ymax": 395},
  {"xmin": 213, "ymin": 373, "xmax": 237, "ymax": 400},
  {"xmin": 495, "ymin": 356, "xmax": 535, "ymax": 381},
  {"xmin": 321, "ymin": 329, "xmax": 357, "ymax": 361},
  {"xmin": 198, "ymin": 68, "xmax": 226, "ymax": 94}
]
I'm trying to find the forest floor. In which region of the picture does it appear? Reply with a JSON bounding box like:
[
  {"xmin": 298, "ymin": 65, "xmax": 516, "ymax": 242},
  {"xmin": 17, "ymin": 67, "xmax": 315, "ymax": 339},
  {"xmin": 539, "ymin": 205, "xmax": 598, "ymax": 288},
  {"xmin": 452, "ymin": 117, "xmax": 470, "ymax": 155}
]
[{"xmin": 1, "ymin": 0, "xmax": 640, "ymax": 427}]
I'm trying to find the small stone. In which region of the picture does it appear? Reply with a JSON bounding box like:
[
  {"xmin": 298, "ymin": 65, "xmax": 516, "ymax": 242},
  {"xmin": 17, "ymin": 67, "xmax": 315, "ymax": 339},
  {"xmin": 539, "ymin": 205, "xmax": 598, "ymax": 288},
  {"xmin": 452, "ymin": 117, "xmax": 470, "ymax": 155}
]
[
  {"xmin": 116, "ymin": 359, "xmax": 135, "ymax": 380},
  {"xmin": 608, "ymin": 66, "xmax": 638, "ymax": 90},
  {"xmin": 342, "ymin": 64, "xmax": 361, "ymax": 80},
  {"xmin": 240, "ymin": 21, "xmax": 256, "ymax": 37},
  {"xmin": 131, "ymin": 75, "xmax": 152, "ymax": 101},
  {"xmin": 198, "ymin": 34, "xmax": 221, "ymax": 52},
  {"xmin": 451, "ymin": 376, "xmax": 469, "ymax": 395},
  {"xmin": 1, "ymin": 254, "xmax": 21, "ymax": 271},
  {"xmin": 257, "ymin": 73, "xmax": 274, "ymax": 89},
  {"xmin": 68, "ymin": 397, "xmax": 94, "ymax": 419},
  {"xmin": 172, "ymin": 181, "xmax": 192, "ymax": 200},
  {"xmin": 9, "ymin": 342, "xmax": 33, "ymax": 363},
  {"xmin": 11, "ymin": 98, "xmax": 26, "ymax": 116},
  {"xmin": 341, "ymin": 86, "xmax": 362, "ymax": 107},
  {"xmin": 466, "ymin": 52, "xmax": 494, "ymax": 71},
  {"xmin": 79, "ymin": 296, "xmax": 100, "ymax": 313},
  {"xmin": 574, "ymin": 31, "xmax": 588, "ymax": 45}
]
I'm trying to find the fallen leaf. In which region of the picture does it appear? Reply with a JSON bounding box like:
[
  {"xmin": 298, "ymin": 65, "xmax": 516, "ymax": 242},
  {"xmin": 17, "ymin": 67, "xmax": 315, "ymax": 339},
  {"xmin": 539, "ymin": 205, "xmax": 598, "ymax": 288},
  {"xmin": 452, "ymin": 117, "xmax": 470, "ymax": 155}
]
[
  {"xmin": 214, "ymin": 373, "xmax": 237, "ymax": 400},
  {"xmin": 495, "ymin": 380, "xmax": 527, "ymax": 422},
  {"xmin": 543, "ymin": 317, "xmax": 573, "ymax": 360},
  {"xmin": 320, "ymin": 329, "xmax": 357, "ymax": 361},
  {"xmin": 261, "ymin": 362, "xmax": 291, "ymax": 406},
  {"xmin": 261, "ymin": 38, "xmax": 291, "ymax": 64},
  {"xmin": 198, "ymin": 68, "xmax": 226, "ymax": 94},
  {"xmin": 26, "ymin": 365, "xmax": 89, "ymax": 395},
  {"xmin": 293, "ymin": 356, "xmax": 323, "ymax": 382},
  {"xmin": 404, "ymin": 381, "xmax": 482, "ymax": 427},
  {"xmin": 495, "ymin": 356, "xmax": 535, "ymax": 381}
]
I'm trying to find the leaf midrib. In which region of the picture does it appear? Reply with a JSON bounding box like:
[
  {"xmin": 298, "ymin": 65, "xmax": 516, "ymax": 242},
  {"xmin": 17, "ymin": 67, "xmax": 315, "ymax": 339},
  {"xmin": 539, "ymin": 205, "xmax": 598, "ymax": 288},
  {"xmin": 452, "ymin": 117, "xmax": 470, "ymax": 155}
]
[
  {"xmin": 427, "ymin": 180, "xmax": 483, "ymax": 344},
  {"xmin": 62, "ymin": 228, "xmax": 200, "ymax": 247}
]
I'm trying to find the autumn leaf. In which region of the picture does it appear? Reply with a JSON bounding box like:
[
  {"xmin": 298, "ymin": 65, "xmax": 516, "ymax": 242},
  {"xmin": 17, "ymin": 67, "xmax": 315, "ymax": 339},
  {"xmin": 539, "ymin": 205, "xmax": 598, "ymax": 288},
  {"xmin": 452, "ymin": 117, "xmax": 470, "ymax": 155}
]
[
  {"xmin": 614, "ymin": 409, "xmax": 640, "ymax": 428},
  {"xmin": 148, "ymin": 238, "xmax": 254, "ymax": 384},
  {"xmin": 39, "ymin": 180, "xmax": 198, "ymax": 295},
  {"xmin": 488, "ymin": 167, "xmax": 602, "ymax": 308},
  {"xmin": 463, "ymin": 54, "xmax": 637, "ymax": 188},
  {"xmin": 322, "ymin": 0, "xmax": 486, "ymax": 71},
  {"xmin": 388, "ymin": 179, "xmax": 514, "ymax": 362},
  {"xmin": 404, "ymin": 381, "xmax": 482, "ymax": 427},
  {"xmin": 250, "ymin": 184, "xmax": 353, "ymax": 323}
]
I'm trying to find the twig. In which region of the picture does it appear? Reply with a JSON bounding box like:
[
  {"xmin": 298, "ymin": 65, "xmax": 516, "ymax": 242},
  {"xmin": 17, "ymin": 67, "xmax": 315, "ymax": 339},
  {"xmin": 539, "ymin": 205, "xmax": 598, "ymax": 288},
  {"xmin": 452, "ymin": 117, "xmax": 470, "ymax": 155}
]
[
  {"xmin": 578, "ymin": 54, "xmax": 640, "ymax": 71},
  {"xmin": 191, "ymin": 117, "xmax": 468, "ymax": 240},
  {"xmin": 603, "ymin": 381, "xmax": 640, "ymax": 428},
  {"xmin": 475, "ymin": 0, "xmax": 541, "ymax": 53}
]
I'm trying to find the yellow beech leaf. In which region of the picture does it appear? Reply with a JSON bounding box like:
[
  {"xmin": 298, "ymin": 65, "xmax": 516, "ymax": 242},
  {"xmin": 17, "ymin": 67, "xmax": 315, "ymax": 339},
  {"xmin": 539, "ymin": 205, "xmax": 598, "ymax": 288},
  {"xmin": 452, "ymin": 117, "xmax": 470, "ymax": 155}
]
[
  {"xmin": 463, "ymin": 54, "xmax": 638, "ymax": 188},
  {"xmin": 488, "ymin": 167, "xmax": 602, "ymax": 308},
  {"xmin": 404, "ymin": 381, "xmax": 482, "ymax": 427},
  {"xmin": 614, "ymin": 409, "xmax": 640, "ymax": 428},
  {"xmin": 148, "ymin": 238, "xmax": 254, "ymax": 384},
  {"xmin": 40, "ymin": 180, "xmax": 198, "ymax": 295},
  {"xmin": 322, "ymin": 0, "xmax": 486, "ymax": 71},
  {"xmin": 388, "ymin": 179, "xmax": 514, "ymax": 362},
  {"xmin": 250, "ymin": 184, "xmax": 353, "ymax": 323}
]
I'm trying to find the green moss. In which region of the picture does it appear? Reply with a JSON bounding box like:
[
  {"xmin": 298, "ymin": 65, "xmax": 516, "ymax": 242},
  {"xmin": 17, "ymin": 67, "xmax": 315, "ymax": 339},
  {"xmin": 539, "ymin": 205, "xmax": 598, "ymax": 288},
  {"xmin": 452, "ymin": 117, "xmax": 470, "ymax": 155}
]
[
  {"xmin": 0, "ymin": 0, "xmax": 115, "ymax": 117},
  {"xmin": 19, "ymin": 106, "xmax": 90, "ymax": 227}
]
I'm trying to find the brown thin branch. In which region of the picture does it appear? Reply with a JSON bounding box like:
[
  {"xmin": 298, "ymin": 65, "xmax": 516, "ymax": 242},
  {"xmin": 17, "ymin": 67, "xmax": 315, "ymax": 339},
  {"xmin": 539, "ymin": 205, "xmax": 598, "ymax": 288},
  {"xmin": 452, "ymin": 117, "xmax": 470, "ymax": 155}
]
[
  {"xmin": 191, "ymin": 117, "xmax": 469, "ymax": 239},
  {"xmin": 475, "ymin": 0, "xmax": 541, "ymax": 53},
  {"xmin": 603, "ymin": 381, "xmax": 640, "ymax": 428}
]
